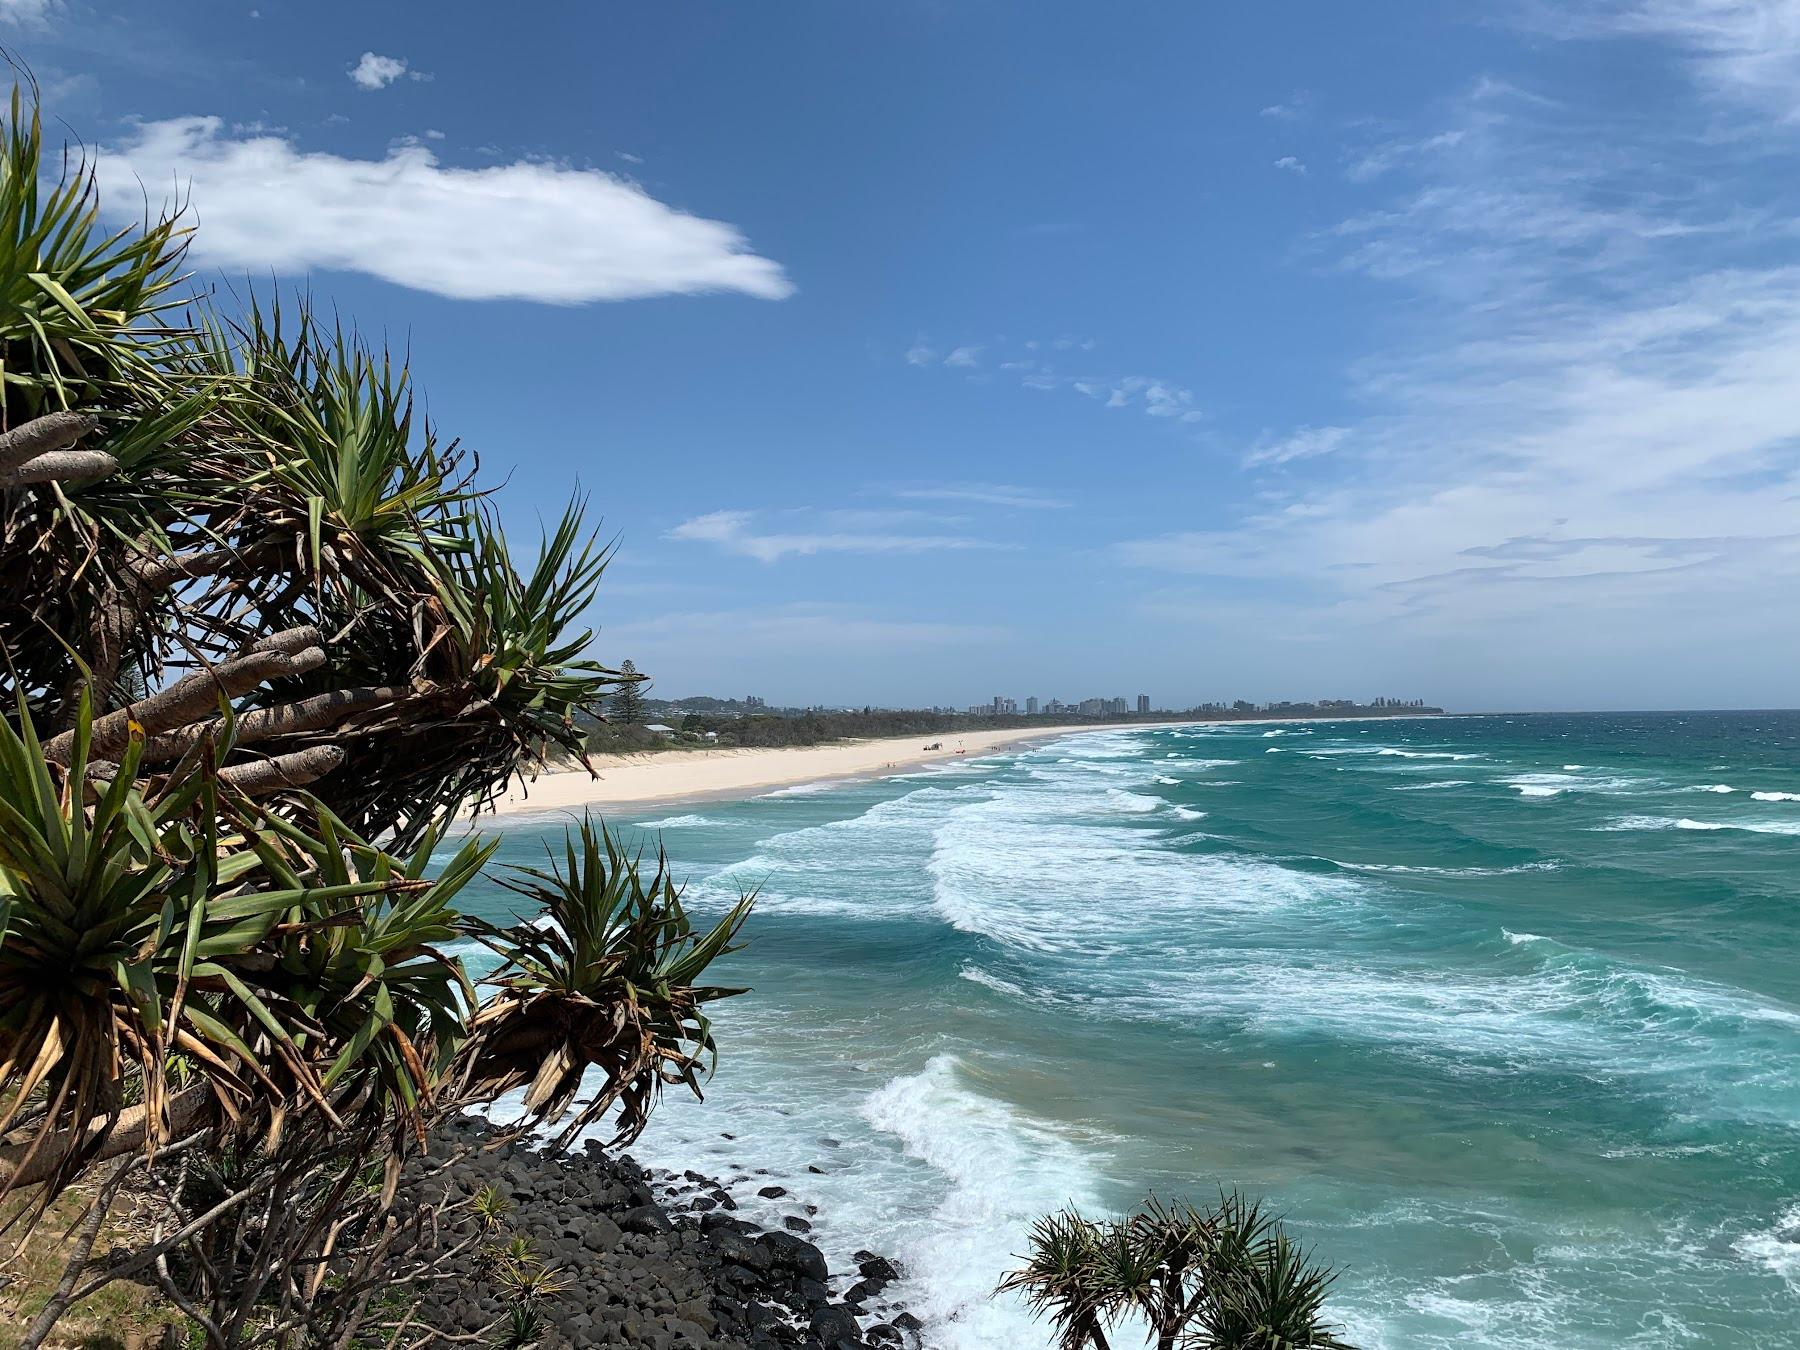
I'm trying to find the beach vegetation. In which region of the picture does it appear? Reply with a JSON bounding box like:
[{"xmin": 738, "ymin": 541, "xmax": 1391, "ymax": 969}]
[
  {"xmin": 1001, "ymin": 1191, "xmax": 1355, "ymax": 1350},
  {"xmin": 0, "ymin": 81, "xmax": 751, "ymax": 1349}
]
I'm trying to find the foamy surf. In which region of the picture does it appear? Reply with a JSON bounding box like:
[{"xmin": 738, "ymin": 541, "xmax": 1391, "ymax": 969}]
[
  {"xmin": 860, "ymin": 1055, "xmax": 1110, "ymax": 1349},
  {"xmin": 470, "ymin": 710, "xmax": 1800, "ymax": 1347}
]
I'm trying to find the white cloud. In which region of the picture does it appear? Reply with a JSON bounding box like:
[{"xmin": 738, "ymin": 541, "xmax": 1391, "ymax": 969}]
[
  {"xmin": 1111, "ymin": 43, "xmax": 1800, "ymax": 691},
  {"xmin": 1122, "ymin": 235, "xmax": 1800, "ymax": 641},
  {"xmin": 349, "ymin": 52, "xmax": 416, "ymax": 90},
  {"xmin": 912, "ymin": 338, "xmax": 1202, "ymax": 426},
  {"xmin": 666, "ymin": 509, "xmax": 1003, "ymax": 562},
  {"xmin": 0, "ymin": 0, "xmax": 52, "ymax": 26},
  {"xmin": 1244, "ymin": 426, "xmax": 1352, "ymax": 467},
  {"xmin": 891, "ymin": 483, "xmax": 1070, "ymax": 510},
  {"xmin": 96, "ymin": 118, "xmax": 792, "ymax": 304},
  {"xmin": 1083, "ymin": 374, "xmax": 1204, "ymax": 422},
  {"xmin": 1274, "ymin": 155, "xmax": 1308, "ymax": 174},
  {"xmin": 1260, "ymin": 95, "xmax": 1309, "ymax": 121},
  {"xmin": 1346, "ymin": 129, "xmax": 1467, "ymax": 182},
  {"xmin": 1578, "ymin": 0, "xmax": 1800, "ymax": 120}
]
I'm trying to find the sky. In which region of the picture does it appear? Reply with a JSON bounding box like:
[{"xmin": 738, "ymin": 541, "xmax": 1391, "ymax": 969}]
[{"xmin": 6, "ymin": 0, "xmax": 1799, "ymax": 711}]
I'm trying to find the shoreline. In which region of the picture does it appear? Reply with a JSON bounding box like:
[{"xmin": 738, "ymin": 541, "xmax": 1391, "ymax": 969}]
[
  {"xmin": 491, "ymin": 714, "xmax": 1451, "ymax": 819},
  {"xmin": 493, "ymin": 720, "xmax": 1203, "ymax": 818}
]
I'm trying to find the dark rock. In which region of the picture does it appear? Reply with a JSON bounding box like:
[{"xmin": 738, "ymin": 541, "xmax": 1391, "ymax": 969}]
[
  {"xmin": 809, "ymin": 1304, "xmax": 862, "ymax": 1345},
  {"xmin": 397, "ymin": 1118, "xmax": 922, "ymax": 1349},
  {"xmin": 762, "ymin": 1230, "xmax": 829, "ymax": 1282},
  {"xmin": 582, "ymin": 1215, "xmax": 624, "ymax": 1252},
  {"xmin": 621, "ymin": 1204, "xmax": 673, "ymax": 1235}
]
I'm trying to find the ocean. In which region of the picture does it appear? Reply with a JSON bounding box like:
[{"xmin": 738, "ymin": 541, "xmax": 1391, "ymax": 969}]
[{"xmin": 459, "ymin": 713, "xmax": 1800, "ymax": 1348}]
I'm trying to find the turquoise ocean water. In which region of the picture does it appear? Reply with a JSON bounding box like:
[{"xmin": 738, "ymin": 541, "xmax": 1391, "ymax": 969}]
[{"xmin": 459, "ymin": 713, "xmax": 1800, "ymax": 1347}]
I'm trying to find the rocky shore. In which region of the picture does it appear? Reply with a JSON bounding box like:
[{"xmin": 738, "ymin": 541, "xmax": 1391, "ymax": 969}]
[{"xmin": 404, "ymin": 1114, "xmax": 922, "ymax": 1350}]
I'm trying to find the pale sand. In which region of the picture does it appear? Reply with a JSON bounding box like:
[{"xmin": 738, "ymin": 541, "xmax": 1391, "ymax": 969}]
[{"xmin": 492, "ymin": 723, "xmax": 1161, "ymax": 818}]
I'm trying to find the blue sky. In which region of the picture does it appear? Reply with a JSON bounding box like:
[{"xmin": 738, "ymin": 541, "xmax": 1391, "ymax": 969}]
[{"xmin": 8, "ymin": 1, "xmax": 1800, "ymax": 710}]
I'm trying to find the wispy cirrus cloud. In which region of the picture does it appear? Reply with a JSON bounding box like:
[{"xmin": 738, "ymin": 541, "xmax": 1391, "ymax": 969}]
[
  {"xmin": 1552, "ymin": 0, "xmax": 1800, "ymax": 121},
  {"xmin": 666, "ymin": 509, "xmax": 1005, "ymax": 563},
  {"xmin": 907, "ymin": 334, "xmax": 1202, "ymax": 425},
  {"xmin": 0, "ymin": 0, "xmax": 53, "ymax": 27},
  {"xmin": 1117, "ymin": 25, "xmax": 1800, "ymax": 666},
  {"xmin": 96, "ymin": 118, "xmax": 792, "ymax": 304},
  {"xmin": 1260, "ymin": 94, "xmax": 1312, "ymax": 121},
  {"xmin": 1072, "ymin": 375, "xmax": 1204, "ymax": 422},
  {"xmin": 1243, "ymin": 426, "xmax": 1352, "ymax": 468},
  {"xmin": 889, "ymin": 483, "xmax": 1070, "ymax": 510}
]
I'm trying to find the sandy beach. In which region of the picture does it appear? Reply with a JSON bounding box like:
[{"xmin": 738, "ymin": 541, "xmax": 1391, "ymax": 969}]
[{"xmin": 492, "ymin": 724, "xmax": 1096, "ymax": 816}]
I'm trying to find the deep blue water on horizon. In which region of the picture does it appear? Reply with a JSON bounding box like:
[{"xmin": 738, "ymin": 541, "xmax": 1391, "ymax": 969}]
[{"xmin": 457, "ymin": 711, "xmax": 1800, "ymax": 1348}]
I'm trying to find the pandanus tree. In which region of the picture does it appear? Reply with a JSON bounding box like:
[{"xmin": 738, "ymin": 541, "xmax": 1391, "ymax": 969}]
[
  {"xmin": 0, "ymin": 82, "xmax": 749, "ymax": 1349},
  {"xmin": 1000, "ymin": 1193, "xmax": 1356, "ymax": 1350}
]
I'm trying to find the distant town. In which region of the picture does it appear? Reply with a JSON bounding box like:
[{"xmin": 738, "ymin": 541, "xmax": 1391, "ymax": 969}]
[
  {"xmin": 587, "ymin": 689, "xmax": 1444, "ymax": 753},
  {"xmin": 640, "ymin": 693, "xmax": 1439, "ymax": 721}
]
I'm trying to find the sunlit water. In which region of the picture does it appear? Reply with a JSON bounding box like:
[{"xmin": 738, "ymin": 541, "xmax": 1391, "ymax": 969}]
[{"xmin": 455, "ymin": 713, "xmax": 1800, "ymax": 1347}]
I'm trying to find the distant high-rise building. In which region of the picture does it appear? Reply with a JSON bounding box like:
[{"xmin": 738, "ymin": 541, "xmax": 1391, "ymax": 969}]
[
  {"xmin": 1137, "ymin": 694, "xmax": 1150, "ymax": 715},
  {"xmin": 1026, "ymin": 696, "xmax": 1040, "ymax": 715}
]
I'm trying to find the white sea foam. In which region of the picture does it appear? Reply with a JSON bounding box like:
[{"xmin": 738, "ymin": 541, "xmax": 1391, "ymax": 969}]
[
  {"xmin": 1735, "ymin": 1202, "xmax": 1800, "ymax": 1288},
  {"xmin": 1602, "ymin": 815, "xmax": 1800, "ymax": 836},
  {"xmin": 860, "ymin": 1055, "xmax": 1109, "ymax": 1348},
  {"xmin": 1506, "ymin": 771, "xmax": 1639, "ymax": 798},
  {"xmin": 1376, "ymin": 748, "xmax": 1482, "ymax": 760},
  {"xmin": 1389, "ymin": 780, "xmax": 1473, "ymax": 791},
  {"xmin": 925, "ymin": 762, "xmax": 1358, "ymax": 953},
  {"xmin": 761, "ymin": 779, "xmax": 854, "ymax": 798},
  {"xmin": 1690, "ymin": 784, "xmax": 1736, "ymax": 794},
  {"xmin": 1170, "ymin": 806, "xmax": 1207, "ymax": 821},
  {"xmin": 1339, "ymin": 859, "xmax": 1557, "ymax": 878},
  {"xmin": 633, "ymin": 813, "xmax": 715, "ymax": 829},
  {"xmin": 956, "ymin": 963, "xmax": 1034, "ymax": 1002},
  {"xmin": 1753, "ymin": 791, "xmax": 1800, "ymax": 802},
  {"xmin": 1155, "ymin": 775, "xmax": 1181, "ymax": 785},
  {"xmin": 1104, "ymin": 788, "xmax": 1163, "ymax": 814}
]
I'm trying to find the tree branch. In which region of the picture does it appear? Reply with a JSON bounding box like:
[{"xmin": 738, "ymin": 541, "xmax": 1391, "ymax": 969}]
[
  {"xmin": 45, "ymin": 626, "xmax": 326, "ymax": 764},
  {"xmin": 0, "ymin": 412, "xmax": 95, "ymax": 474},
  {"xmin": 217, "ymin": 745, "xmax": 348, "ymax": 796},
  {"xmin": 142, "ymin": 685, "xmax": 416, "ymax": 762},
  {"xmin": 0, "ymin": 449, "xmax": 120, "ymax": 488}
]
